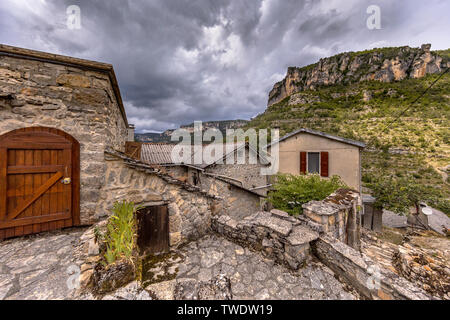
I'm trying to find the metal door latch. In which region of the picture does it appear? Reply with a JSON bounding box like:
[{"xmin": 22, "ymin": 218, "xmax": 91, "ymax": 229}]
[{"xmin": 61, "ymin": 177, "xmax": 71, "ymax": 185}]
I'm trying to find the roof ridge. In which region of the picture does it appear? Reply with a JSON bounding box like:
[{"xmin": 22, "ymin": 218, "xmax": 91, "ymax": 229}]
[{"xmin": 268, "ymin": 127, "xmax": 366, "ymax": 148}]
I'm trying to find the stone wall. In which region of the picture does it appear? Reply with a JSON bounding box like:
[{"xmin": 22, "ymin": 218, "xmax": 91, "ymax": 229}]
[
  {"xmin": 0, "ymin": 50, "xmax": 128, "ymax": 225},
  {"xmin": 160, "ymin": 165, "xmax": 263, "ymax": 220},
  {"xmin": 100, "ymin": 152, "xmax": 221, "ymax": 247},
  {"xmin": 302, "ymin": 189, "xmax": 362, "ymax": 250},
  {"xmin": 200, "ymin": 173, "xmax": 262, "ymax": 220},
  {"xmin": 212, "ymin": 210, "xmax": 319, "ymax": 270},
  {"xmin": 205, "ymin": 162, "xmax": 268, "ymax": 196},
  {"xmin": 312, "ymin": 235, "xmax": 431, "ymax": 300}
]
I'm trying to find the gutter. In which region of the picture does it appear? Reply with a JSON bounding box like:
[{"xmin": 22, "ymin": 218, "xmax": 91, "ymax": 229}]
[
  {"xmin": 249, "ymin": 184, "xmax": 273, "ymax": 191},
  {"xmin": 203, "ymin": 172, "xmax": 244, "ymax": 186}
]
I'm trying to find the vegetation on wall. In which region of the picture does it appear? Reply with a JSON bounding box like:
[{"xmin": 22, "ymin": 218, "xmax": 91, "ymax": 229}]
[
  {"xmin": 268, "ymin": 174, "xmax": 347, "ymax": 216},
  {"xmin": 103, "ymin": 201, "xmax": 142, "ymax": 265}
]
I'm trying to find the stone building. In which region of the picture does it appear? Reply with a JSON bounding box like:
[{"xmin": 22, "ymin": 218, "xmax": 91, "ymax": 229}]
[
  {"xmin": 140, "ymin": 142, "xmax": 269, "ymax": 219},
  {"xmin": 0, "ymin": 44, "xmax": 219, "ymax": 246}
]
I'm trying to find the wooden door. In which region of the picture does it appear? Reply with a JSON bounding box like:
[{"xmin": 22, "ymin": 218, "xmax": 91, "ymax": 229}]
[
  {"xmin": 136, "ymin": 205, "xmax": 169, "ymax": 255},
  {"xmin": 0, "ymin": 127, "xmax": 80, "ymax": 240}
]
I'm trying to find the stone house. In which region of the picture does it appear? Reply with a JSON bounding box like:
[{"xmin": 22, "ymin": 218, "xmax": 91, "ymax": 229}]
[
  {"xmin": 0, "ymin": 44, "xmax": 222, "ymax": 247},
  {"xmin": 268, "ymin": 128, "xmax": 366, "ymax": 192},
  {"xmin": 140, "ymin": 142, "xmax": 269, "ymax": 219}
]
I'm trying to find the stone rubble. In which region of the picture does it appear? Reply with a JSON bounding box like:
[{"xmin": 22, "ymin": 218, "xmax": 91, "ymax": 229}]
[
  {"xmin": 315, "ymin": 235, "xmax": 432, "ymax": 300},
  {"xmin": 393, "ymin": 244, "xmax": 450, "ymax": 299},
  {"xmin": 101, "ymin": 281, "xmax": 153, "ymax": 300}
]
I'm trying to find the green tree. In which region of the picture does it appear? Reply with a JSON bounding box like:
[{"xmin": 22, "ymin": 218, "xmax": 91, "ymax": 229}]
[{"xmin": 369, "ymin": 176, "xmax": 439, "ymax": 215}]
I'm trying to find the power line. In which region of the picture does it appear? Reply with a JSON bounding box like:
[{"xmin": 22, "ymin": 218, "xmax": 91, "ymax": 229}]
[{"xmin": 381, "ymin": 66, "xmax": 449, "ymax": 133}]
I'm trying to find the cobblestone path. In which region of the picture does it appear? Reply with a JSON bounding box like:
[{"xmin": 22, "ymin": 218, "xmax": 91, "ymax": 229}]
[
  {"xmin": 147, "ymin": 234, "xmax": 357, "ymax": 300},
  {"xmin": 1, "ymin": 231, "xmax": 356, "ymax": 300}
]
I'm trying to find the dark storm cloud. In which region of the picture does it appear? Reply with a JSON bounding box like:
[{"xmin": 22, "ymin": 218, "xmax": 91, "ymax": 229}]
[{"xmin": 0, "ymin": 0, "xmax": 449, "ymax": 132}]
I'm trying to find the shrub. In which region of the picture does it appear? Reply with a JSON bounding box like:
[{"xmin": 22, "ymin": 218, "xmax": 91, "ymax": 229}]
[
  {"xmin": 432, "ymin": 199, "xmax": 450, "ymax": 216},
  {"xmin": 104, "ymin": 200, "xmax": 142, "ymax": 265},
  {"xmin": 268, "ymin": 174, "xmax": 347, "ymax": 216}
]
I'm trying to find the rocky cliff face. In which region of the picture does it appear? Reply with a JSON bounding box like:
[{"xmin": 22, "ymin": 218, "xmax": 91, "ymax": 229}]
[{"xmin": 268, "ymin": 44, "xmax": 449, "ymax": 106}]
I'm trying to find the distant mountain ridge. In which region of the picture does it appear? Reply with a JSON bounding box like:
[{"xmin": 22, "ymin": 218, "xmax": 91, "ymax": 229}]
[{"xmin": 135, "ymin": 119, "xmax": 249, "ymax": 143}]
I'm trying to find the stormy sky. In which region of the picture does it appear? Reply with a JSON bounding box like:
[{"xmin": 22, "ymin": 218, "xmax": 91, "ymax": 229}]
[{"xmin": 0, "ymin": 0, "xmax": 449, "ymax": 132}]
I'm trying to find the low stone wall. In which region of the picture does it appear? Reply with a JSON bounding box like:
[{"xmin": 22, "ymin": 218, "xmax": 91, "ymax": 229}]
[
  {"xmin": 312, "ymin": 235, "xmax": 431, "ymax": 300},
  {"xmin": 302, "ymin": 189, "xmax": 362, "ymax": 250},
  {"xmin": 212, "ymin": 210, "xmax": 319, "ymax": 270}
]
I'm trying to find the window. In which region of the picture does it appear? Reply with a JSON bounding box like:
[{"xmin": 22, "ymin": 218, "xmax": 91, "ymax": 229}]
[
  {"xmin": 300, "ymin": 151, "xmax": 329, "ymax": 177},
  {"xmin": 307, "ymin": 152, "xmax": 320, "ymax": 174}
]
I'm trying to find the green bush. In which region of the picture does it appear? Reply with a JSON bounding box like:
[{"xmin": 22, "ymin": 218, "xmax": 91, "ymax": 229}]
[
  {"xmin": 104, "ymin": 200, "xmax": 142, "ymax": 265},
  {"xmin": 268, "ymin": 174, "xmax": 347, "ymax": 216}
]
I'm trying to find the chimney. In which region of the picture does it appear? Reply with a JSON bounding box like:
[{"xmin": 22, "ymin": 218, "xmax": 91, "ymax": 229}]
[{"xmin": 127, "ymin": 124, "xmax": 135, "ymax": 142}]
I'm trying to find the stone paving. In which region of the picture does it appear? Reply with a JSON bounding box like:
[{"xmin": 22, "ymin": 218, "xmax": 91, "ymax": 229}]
[
  {"xmin": 0, "ymin": 228, "xmax": 87, "ymax": 300},
  {"xmin": 146, "ymin": 234, "xmax": 357, "ymax": 300},
  {"xmin": 0, "ymin": 230, "xmax": 357, "ymax": 300}
]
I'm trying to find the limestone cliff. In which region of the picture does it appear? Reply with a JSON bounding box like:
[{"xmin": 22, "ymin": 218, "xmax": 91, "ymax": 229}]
[{"xmin": 268, "ymin": 44, "xmax": 449, "ymax": 106}]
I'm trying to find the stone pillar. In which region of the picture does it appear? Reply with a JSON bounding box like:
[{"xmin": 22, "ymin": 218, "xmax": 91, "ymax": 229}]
[
  {"xmin": 362, "ymin": 195, "xmax": 383, "ymax": 232},
  {"xmin": 302, "ymin": 189, "xmax": 362, "ymax": 251},
  {"xmin": 372, "ymin": 208, "xmax": 383, "ymax": 232}
]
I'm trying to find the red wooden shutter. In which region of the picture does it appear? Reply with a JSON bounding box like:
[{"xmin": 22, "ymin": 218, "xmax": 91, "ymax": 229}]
[
  {"xmin": 300, "ymin": 152, "xmax": 307, "ymax": 174},
  {"xmin": 320, "ymin": 152, "xmax": 329, "ymax": 177}
]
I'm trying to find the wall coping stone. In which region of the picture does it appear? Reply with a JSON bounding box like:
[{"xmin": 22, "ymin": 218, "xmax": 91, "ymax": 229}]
[
  {"xmin": 270, "ymin": 209, "xmax": 289, "ymax": 218},
  {"xmin": 303, "ymin": 201, "xmax": 341, "ymax": 216},
  {"xmin": 318, "ymin": 235, "xmax": 368, "ymax": 269},
  {"xmin": 287, "ymin": 225, "xmax": 319, "ymax": 246},
  {"xmin": 256, "ymin": 214, "xmax": 292, "ymax": 237}
]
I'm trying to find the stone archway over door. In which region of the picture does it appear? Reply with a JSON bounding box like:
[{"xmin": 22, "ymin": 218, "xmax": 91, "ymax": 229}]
[{"xmin": 0, "ymin": 127, "xmax": 80, "ymax": 240}]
